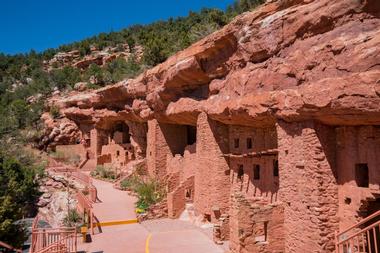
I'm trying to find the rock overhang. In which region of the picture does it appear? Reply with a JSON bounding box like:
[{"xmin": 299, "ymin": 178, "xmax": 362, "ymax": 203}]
[{"xmin": 47, "ymin": 0, "xmax": 380, "ymax": 129}]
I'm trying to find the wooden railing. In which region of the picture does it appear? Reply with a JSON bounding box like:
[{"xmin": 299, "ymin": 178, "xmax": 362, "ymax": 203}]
[
  {"xmin": 0, "ymin": 241, "xmax": 22, "ymax": 253},
  {"xmin": 30, "ymin": 227, "xmax": 76, "ymax": 253},
  {"xmin": 76, "ymin": 191, "xmax": 95, "ymax": 235},
  {"xmin": 335, "ymin": 210, "xmax": 380, "ymax": 253}
]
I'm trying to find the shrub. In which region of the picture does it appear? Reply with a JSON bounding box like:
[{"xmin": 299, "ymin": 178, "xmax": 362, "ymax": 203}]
[
  {"xmin": 120, "ymin": 175, "xmax": 140, "ymax": 191},
  {"xmin": 49, "ymin": 105, "xmax": 60, "ymax": 119},
  {"xmin": 120, "ymin": 174, "xmax": 165, "ymax": 211},
  {"xmin": 63, "ymin": 209, "xmax": 82, "ymax": 227},
  {"xmin": 91, "ymin": 165, "xmax": 118, "ymax": 181},
  {"xmin": 135, "ymin": 179, "xmax": 165, "ymax": 210}
]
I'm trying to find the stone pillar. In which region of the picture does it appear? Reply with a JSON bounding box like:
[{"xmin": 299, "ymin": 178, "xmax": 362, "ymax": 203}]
[
  {"xmin": 194, "ymin": 112, "xmax": 230, "ymax": 222},
  {"xmin": 147, "ymin": 119, "xmax": 164, "ymax": 178},
  {"xmin": 90, "ymin": 128, "xmax": 99, "ymax": 158},
  {"xmin": 276, "ymin": 120, "xmax": 338, "ymax": 253}
]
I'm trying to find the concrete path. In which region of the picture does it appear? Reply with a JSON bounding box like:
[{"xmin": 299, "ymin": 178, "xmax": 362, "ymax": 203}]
[
  {"xmin": 78, "ymin": 179, "xmax": 225, "ymax": 253},
  {"xmin": 92, "ymin": 178, "xmax": 137, "ymax": 222},
  {"xmin": 143, "ymin": 219, "xmax": 224, "ymax": 253}
]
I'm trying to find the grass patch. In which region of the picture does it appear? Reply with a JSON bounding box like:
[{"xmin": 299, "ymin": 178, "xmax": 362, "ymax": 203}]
[{"xmin": 90, "ymin": 165, "xmax": 118, "ymax": 181}]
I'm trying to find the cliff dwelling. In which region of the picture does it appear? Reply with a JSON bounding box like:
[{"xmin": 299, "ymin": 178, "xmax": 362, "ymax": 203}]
[{"xmin": 38, "ymin": 0, "xmax": 380, "ymax": 252}]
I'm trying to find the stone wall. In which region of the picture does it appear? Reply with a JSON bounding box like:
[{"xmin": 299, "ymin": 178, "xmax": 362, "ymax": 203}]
[
  {"xmin": 229, "ymin": 193, "xmax": 285, "ymax": 253},
  {"xmin": 128, "ymin": 121, "xmax": 147, "ymax": 159},
  {"xmin": 336, "ymin": 126, "xmax": 380, "ymax": 230},
  {"xmin": 228, "ymin": 125, "xmax": 279, "ymax": 204},
  {"xmin": 277, "ymin": 120, "xmax": 338, "ymax": 253},
  {"xmin": 146, "ymin": 119, "xmax": 192, "ymax": 179},
  {"xmin": 167, "ymin": 176, "xmax": 195, "ymax": 218},
  {"xmin": 228, "ymin": 125, "xmax": 277, "ymax": 154},
  {"xmin": 230, "ymin": 156, "xmax": 279, "ymax": 203},
  {"xmin": 194, "ymin": 112, "xmax": 230, "ymax": 222},
  {"xmin": 100, "ymin": 141, "xmax": 133, "ymax": 168}
]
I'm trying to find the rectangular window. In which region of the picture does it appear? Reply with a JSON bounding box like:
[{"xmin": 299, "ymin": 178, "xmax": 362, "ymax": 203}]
[
  {"xmin": 237, "ymin": 165, "xmax": 244, "ymax": 180},
  {"xmin": 234, "ymin": 138, "xmax": 240, "ymax": 148},
  {"xmin": 273, "ymin": 160, "xmax": 279, "ymax": 177},
  {"xmin": 254, "ymin": 165, "xmax": 261, "ymax": 180},
  {"xmin": 355, "ymin": 163, "xmax": 369, "ymax": 188},
  {"xmin": 247, "ymin": 138, "xmax": 253, "ymax": 149}
]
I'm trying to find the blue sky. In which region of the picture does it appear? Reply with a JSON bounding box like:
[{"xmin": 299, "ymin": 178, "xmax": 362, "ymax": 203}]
[{"xmin": 0, "ymin": 0, "xmax": 235, "ymax": 55}]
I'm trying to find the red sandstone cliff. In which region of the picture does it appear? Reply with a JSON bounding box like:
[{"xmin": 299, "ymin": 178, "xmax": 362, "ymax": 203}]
[{"xmin": 43, "ymin": 0, "xmax": 380, "ymax": 145}]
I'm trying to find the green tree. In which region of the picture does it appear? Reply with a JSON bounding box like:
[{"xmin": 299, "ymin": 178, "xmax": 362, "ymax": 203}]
[
  {"xmin": 51, "ymin": 66, "xmax": 81, "ymax": 89},
  {"xmin": 0, "ymin": 154, "xmax": 41, "ymax": 247}
]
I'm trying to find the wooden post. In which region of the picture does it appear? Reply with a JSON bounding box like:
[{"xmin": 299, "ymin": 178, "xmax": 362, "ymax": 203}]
[{"xmin": 90, "ymin": 209, "xmax": 94, "ymax": 235}]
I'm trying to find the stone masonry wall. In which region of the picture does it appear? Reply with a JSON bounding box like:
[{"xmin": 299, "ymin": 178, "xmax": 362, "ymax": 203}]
[
  {"xmin": 336, "ymin": 126, "xmax": 380, "ymax": 230},
  {"xmin": 229, "ymin": 193, "xmax": 285, "ymax": 253},
  {"xmin": 228, "ymin": 125, "xmax": 279, "ymax": 204},
  {"xmin": 194, "ymin": 112, "xmax": 230, "ymax": 222},
  {"xmin": 128, "ymin": 121, "xmax": 147, "ymax": 159},
  {"xmin": 230, "ymin": 156, "xmax": 279, "ymax": 203},
  {"xmin": 146, "ymin": 119, "xmax": 188, "ymax": 179},
  {"xmin": 167, "ymin": 176, "xmax": 195, "ymax": 218},
  {"xmin": 277, "ymin": 120, "xmax": 338, "ymax": 253}
]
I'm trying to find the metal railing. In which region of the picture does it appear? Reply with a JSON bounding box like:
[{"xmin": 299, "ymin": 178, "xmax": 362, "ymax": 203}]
[
  {"xmin": 0, "ymin": 241, "xmax": 22, "ymax": 253},
  {"xmin": 76, "ymin": 191, "xmax": 95, "ymax": 235},
  {"xmin": 71, "ymin": 171, "xmax": 98, "ymax": 203},
  {"xmin": 30, "ymin": 227, "xmax": 76, "ymax": 253},
  {"xmin": 336, "ymin": 210, "xmax": 380, "ymax": 253},
  {"xmin": 34, "ymin": 233, "xmax": 77, "ymax": 253}
]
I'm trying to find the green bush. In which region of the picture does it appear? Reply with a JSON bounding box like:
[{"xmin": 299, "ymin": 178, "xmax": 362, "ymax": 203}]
[
  {"xmin": 63, "ymin": 209, "xmax": 82, "ymax": 227},
  {"xmin": 120, "ymin": 174, "xmax": 165, "ymax": 211},
  {"xmin": 0, "ymin": 153, "xmax": 41, "ymax": 247},
  {"xmin": 135, "ymin": 180, "xmax": 165, "ymax": 210},
  {"xmin": 49, "ymin": 105, "xmax": 60, "ymax": 119},
  {"xmin": 120, "ymin": 175, "xmax": 140, "ymax": 191}
]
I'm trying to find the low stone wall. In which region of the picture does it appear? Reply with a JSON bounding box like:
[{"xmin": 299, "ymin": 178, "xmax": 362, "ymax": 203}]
[
  {"xmin": 167, "ymin": 176, "xmax": 194, "ymax": 218},
  {"xmin": 229, "ymin": 193, "xmax": 285, "ymax": 253}
]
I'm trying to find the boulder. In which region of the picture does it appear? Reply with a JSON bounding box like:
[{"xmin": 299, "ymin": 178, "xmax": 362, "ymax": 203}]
[{"xmin": 74, "ymin": 82, "xmax": 88, "ymax": 91}]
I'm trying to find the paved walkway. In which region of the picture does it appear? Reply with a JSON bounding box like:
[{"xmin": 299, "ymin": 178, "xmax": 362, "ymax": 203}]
[
  {"xmin": 92, "ymin": 178, "xmax": 137, "ymax": 222},
  {"xmin": 78, "ymin": 179, "xmax": 225, "ymax": 253},
  {"xmin": 143, "ymin": 219, "xmax": 224, "ymax": 253}
]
